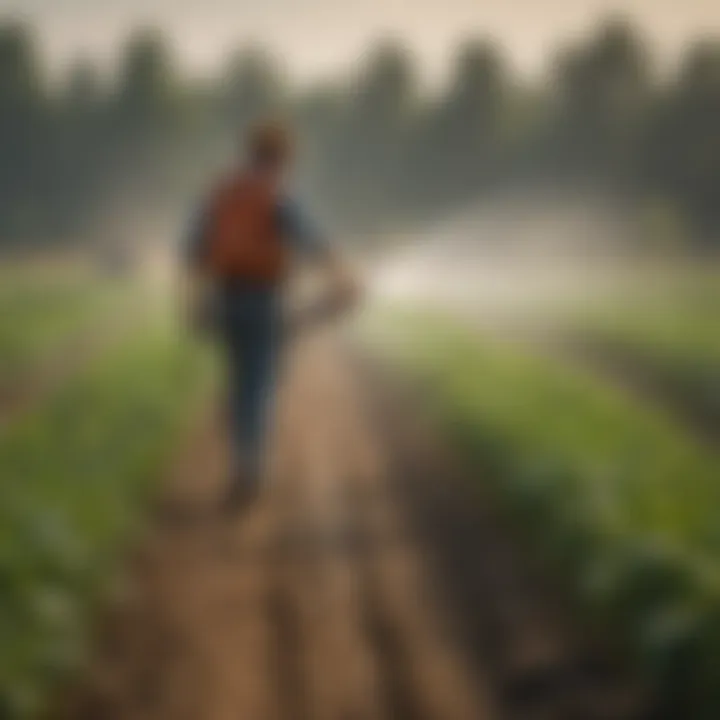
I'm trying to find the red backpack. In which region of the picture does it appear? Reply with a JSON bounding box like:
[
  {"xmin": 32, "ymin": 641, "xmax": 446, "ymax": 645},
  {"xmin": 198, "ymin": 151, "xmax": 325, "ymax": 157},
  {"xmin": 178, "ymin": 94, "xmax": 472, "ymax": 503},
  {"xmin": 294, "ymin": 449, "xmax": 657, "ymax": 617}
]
[{"xmin": 203, "ymin": 173, "xmax": 287, "ymax": 283}]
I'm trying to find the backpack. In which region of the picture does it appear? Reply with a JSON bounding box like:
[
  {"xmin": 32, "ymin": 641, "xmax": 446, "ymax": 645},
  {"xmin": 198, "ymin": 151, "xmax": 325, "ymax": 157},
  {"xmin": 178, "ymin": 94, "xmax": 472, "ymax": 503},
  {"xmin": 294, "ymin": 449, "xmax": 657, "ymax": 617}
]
[{"xmin": 203, "ymin": 173, "xmax": 287, "ymax": 283}]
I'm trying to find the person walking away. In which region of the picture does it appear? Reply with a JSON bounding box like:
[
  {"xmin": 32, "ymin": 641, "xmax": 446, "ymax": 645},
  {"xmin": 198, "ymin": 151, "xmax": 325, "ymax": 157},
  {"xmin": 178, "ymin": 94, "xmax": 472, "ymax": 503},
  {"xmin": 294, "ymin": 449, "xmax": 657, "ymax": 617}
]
[{"xmin": 183, "ymin": 121, "xmax": 359, "ymax": 512}]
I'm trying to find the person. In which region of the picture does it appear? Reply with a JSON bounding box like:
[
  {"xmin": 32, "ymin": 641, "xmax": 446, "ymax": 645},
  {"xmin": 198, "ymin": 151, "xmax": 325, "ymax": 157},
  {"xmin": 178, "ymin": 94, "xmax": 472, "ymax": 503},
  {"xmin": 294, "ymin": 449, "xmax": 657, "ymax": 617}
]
[{"xmin": 183, "ymin": 121, "xmax": 359, "ymax": 512}]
